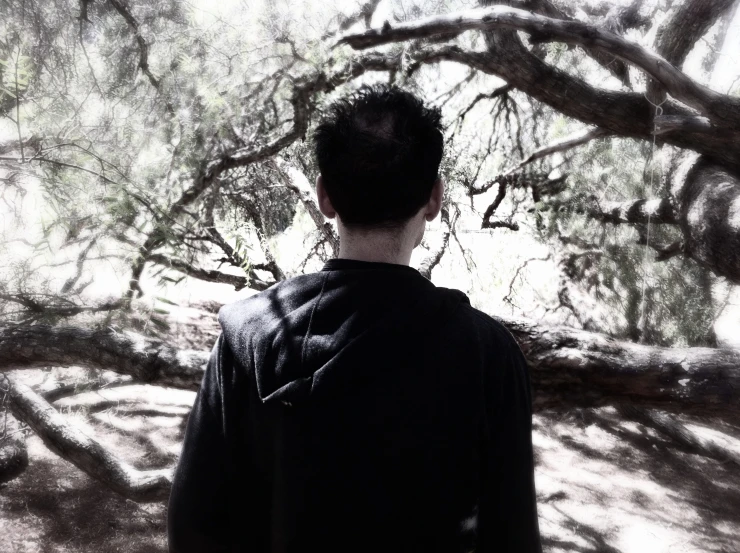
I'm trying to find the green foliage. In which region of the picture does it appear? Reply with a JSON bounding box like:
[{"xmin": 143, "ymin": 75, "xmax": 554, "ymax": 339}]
[
  {"xmin": 534, "ymin": 137, "xmax": 721, "ymax": 346},
  {"xmin": 0, "ymin": 0, "xmax": 729, "ymax": 350}
]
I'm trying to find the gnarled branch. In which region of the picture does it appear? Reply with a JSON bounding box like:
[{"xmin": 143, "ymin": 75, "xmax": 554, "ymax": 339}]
[
  {"xmin": 273, "ymin": 159, "xmax": 340, "ymax": 255},
  {"xmin": 2, "ymin": 321, "xmax": 738, "ymax": 416},
  {"xmin": 339, "ymin": 5, "xmax": 740, "ymax": 132},
  {"xmin": 0, "ymin": 325, "xmax": 208, "ymax": 390},
  {"xmin": 4, "ymin": 374, "xmax": 172, "ymax": 501},
  {"xmin": 148, "ymin": 253, "xmax": 273, "ymax": 292},
  {"xmin": 503, "ymin": 316, "xmax": 740, "ymax": 415},
  {"xmin": 418, "ymin": 206, "xmax": 457, "ymax": 279},
  {"xmin": 648, "ymin": 0, "xmax": 738, "ymax": 104}
]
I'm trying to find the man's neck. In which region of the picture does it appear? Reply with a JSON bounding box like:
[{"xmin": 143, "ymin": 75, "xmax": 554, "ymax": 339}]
[{"xmin": 337, "ymin": 233, "xmax": 413, "ymax": 266}]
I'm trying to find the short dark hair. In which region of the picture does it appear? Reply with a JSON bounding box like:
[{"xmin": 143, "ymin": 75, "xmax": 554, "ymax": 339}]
[{"xmin": 313, "ymin": 84, "xmax": 444, "ymax": 228}]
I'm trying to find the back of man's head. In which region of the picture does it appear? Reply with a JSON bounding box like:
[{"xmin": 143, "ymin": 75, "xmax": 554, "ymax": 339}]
[{"xmin": 313, "ymin": 84, "xmax": 444, "ymax": 229}]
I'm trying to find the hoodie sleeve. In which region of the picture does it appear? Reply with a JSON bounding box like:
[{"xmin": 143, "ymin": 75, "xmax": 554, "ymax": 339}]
[
  {"xmin": 168, "ymin": 333, "xmax": 235, "ymax": 553},
  {"xmin": 478, "ymin": 324, "xmax": 542, "ymax": 553}
]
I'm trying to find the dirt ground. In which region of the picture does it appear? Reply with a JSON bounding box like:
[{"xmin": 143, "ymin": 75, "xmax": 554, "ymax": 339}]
[{"xmin": 1, "ymin": 303, "xmax": 739, "ymax": 553}]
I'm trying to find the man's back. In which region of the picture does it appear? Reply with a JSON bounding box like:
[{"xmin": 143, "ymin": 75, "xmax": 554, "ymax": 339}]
[{"xmin": 168, "ymin": 258, "xmax": 541, "ymax": 552}]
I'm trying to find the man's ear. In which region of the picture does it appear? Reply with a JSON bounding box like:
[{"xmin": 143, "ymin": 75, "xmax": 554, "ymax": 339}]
[
  {"xmin": 316, "ymin": 175, "xmax": 336, "ymax": 219},
  {"xmin": 424, "ymin": 178, "xmax": 444, "ymax": 222}
]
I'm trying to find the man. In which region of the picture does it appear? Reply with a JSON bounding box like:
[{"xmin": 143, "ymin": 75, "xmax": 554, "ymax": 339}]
[{"xmin": 168, "ymin": 84, "xmax": 542, "ymax": 553}]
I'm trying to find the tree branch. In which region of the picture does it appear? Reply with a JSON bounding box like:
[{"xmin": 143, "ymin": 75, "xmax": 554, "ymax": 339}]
[
  {"xmin": 148, "ymin": 253, "xmax": 274, "ymax": 291},
  {"xmin": 0, "ymin": 325, "xmax": 208, "ymax": 390},
  {"xmin": 503, "ymin": 316, "xmax": 740, "ymax": 415},
  {"xmin": 418, "ymin": 206, "xmax": 457, "ymax": 279},
  {"xmin": 329, "ymin": 0, "xmax": 382, "ymax": 37},
  {"xmin": 124, "ymin": 82, "xmax": 314, "ymax": 302},
  {"xmin": 0, "ymin": 399, "xmax": 27, "ymax": 484},
  {"xmin": 108, "ymin": 0, "xmax": 164, "ymax": 92},
  {"xmin": 273, "ymin": 159, "xmax": 340, "ymax": 256},
  {"xmin": 650, "ymin": 115, "xmax": 740, "ymax": 141},
  {"xmin": 339, "ymin": 5, "xmax": 740, "ymax": 130},
  {"xmin": 471, "ymin": 126, "xmax": 610, "ymax": 197},
  {"xmin": 517, "ymin": 127, "xmax": 611, "ymax": 167},
  {"xmin": 591, "ymin": 197, "xmax": 680, "ymax": 225},
  {"xmin": 2, "ymin": 321, "xmax": 738, "ymax": 416},
  {"xmin": 3, "ymin": 374, "xmax": 172, "ymax": 501}
]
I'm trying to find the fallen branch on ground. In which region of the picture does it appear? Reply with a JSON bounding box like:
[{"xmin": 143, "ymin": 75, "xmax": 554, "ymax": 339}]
[
  {"xmin": 4, "ymin": 374, "xmax": 172, "ymax": 502},
  {"xmin": 2, "ymin": 321, "xmax": 738, "ymax": 416}
]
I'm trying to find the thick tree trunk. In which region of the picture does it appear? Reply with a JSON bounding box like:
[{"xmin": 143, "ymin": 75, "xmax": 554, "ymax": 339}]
[
  {"xmin": 2, "ymin": 323, "xmax": 738, "ymax": 416},
  {"xmin": 501, "ymin": 317, "xmax": 740, "ymax": 416},
  {"xmin": 647, "ymin": 0, "xmax": 738, "ymax": 103},
  {"xmin": 653, "ymin": 0, "xmax": 737, "ymax": 66},
  {"xmin": 5, "ymin": 374, "xmax": 172, "ymax": 501},
  {"xmin": 0, "ymin": 324, "xmax": 208, "ymax": 389},
  {"xmin": 679, "ymin": 157, "xmax": 740, "ymax": 284}
]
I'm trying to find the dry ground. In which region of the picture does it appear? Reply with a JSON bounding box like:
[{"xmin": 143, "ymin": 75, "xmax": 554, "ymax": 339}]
[{"xmin": 1, "ymin": 303, "xmax": 739, "ymax": 553}]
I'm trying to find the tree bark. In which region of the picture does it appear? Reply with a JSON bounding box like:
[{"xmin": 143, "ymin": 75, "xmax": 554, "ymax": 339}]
[
  {"xmin": 648, "ymin": 0, "xmax": 738, "ymax": 104},
  {"xmin": 0, "ymin": 324, "xmax": 208, "ymax": 390},
  {"xmin": 679, "ymin": 157, "xmax": 740, "ymax": 284},
  {"xmin": 338, "ymin": 12, "xmax": 740, "ymax": 171},
  {"xmin": 5, "ymin": 374, "xmax": 172, "ymax": 501},
  {"xmin": 536, "ymin": 197, "xmax": 679, "ymax": 229},
  {"xmin": 0, "ymin": 407, "xmax": 28, "ymax": 485},
  {"xmin": 338, "ymin": 5, "xmax": 740, "ymax": 130},
  {"xmin": 2, "ymin": 322, "xmax": 738, "ymax": 416},
  {"xmin": 582, "ymin": 197, "xmax": 679, "ymax": 225},
  {"xmin": 501, "ymin": 317, "xmax": 740, "ymax": 416},
  {"xmin": 418, "ymin": 206, "xmax": 454, "ymax": 279}
]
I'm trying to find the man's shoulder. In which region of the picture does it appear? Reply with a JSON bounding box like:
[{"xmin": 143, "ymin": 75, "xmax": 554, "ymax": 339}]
[
  {"xmin": 218, "ymin": 272, "xmax": 324, "ymax": 323},
  {"xmin": 442, "ymin": 292, "xmax": 521, "ymax": 351},
  {"xmin": 216, "ymin": 272, "xmax": 326, "ymax": 354}
]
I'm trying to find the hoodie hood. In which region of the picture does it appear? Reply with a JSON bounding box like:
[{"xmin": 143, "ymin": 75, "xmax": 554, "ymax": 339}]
[{"xmin": 218, "ymin": 259, "xmax": 469, "ymax": 405}]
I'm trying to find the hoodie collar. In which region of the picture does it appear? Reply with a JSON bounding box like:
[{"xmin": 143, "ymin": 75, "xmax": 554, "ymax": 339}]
[{"xmin": 321, "ymin": 258, "xmax": 423, "ymax": 276}]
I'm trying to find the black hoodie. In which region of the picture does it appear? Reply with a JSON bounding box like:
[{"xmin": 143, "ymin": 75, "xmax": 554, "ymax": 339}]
[{"xmin": 168, "ymin": 258, "xmax": 541, "ymax": 553}]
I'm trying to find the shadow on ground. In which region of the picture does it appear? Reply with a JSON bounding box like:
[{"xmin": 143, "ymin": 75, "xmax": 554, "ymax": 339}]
[{"xmin": 533, "ymin": 408, "xmax": 740, "ymax": 552}]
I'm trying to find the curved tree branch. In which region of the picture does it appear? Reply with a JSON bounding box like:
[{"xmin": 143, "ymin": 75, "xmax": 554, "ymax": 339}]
[
  {"xmin": 418, "ymin": 206, "xmax": 457, "ymax": 279},
  {"xmin": 108, "ymin": 0, "xmax": 164, "ymax": 92},
  {"xmin": 648, "ymin": 0, "xmax": 738, "ymax": 104},
  {"xmin": 517, "ymin": 127, "xmax": 612, "ymax": 168},
  {"xmin": 3, "ymin": 374, "xmax": 172, "ymax": 501},
  {"xmin": 339, "ymin": 5, "xmax": 740, "ymax": 130},
  {"xmin": 273, "ymin": 159, "xmax": 340, "ymax": 256}
]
